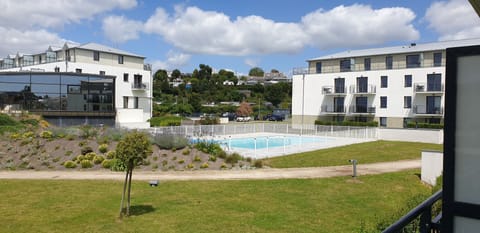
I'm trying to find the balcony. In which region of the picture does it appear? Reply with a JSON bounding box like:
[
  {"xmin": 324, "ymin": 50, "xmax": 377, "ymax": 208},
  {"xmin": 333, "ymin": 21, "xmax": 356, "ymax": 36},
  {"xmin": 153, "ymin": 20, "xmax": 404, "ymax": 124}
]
[
  {"xmin": 132, "ymin": 82, "xmax": 148, "ymax": 90},
  {"xmin": 349, "ymin": 105, "xmax": 376, "ymax": 115},
  {"xmin": 414, "ymin": 83, "xmax": 444, "ymax": 94},
  {"xmin": 321, "ymin": 105, "xmax": 346, "ymax": 115},
  {"xmin": 350, "ymin": 85, "xmax": 376, "ymax": 95},
  {"xmin": 413, "ymin": 105, "xmax": 443, "ymax": 116},
  {"xmin": 322, "ymin": 86, "xmax": 347, "ymax": 95}
]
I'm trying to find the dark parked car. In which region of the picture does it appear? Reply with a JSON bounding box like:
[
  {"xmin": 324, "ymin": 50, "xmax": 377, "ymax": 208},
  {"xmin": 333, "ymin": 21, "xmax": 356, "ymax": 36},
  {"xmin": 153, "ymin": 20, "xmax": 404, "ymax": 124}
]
[{"xmin": 263, "ymin": 114, "xmax": 285, "ymax": 121}]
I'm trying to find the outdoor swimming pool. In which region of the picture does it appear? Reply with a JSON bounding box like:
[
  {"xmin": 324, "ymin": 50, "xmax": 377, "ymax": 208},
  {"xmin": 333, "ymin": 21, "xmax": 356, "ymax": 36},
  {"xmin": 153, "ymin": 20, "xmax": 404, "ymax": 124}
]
[{"xmin": 217, "ymin": 135, "xmax": 332, "ymax": 150}]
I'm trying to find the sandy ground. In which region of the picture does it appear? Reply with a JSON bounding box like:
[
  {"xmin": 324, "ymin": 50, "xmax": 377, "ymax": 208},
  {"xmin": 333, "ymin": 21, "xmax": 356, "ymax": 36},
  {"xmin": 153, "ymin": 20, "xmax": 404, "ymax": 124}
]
[{"xmin": 0, "ymin": 159, "xmax": 420, "ymax": 181}]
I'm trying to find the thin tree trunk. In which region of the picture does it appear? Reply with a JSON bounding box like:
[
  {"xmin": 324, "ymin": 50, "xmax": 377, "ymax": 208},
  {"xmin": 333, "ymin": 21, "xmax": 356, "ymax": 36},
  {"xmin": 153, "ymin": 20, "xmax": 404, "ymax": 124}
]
[
  {"xmin": 126, "ymin": 164, "xmax": 133, "ymax": 216},
  {"xmin": 119, "ymin": 169, "xmax": 129, "ymax": 218}
]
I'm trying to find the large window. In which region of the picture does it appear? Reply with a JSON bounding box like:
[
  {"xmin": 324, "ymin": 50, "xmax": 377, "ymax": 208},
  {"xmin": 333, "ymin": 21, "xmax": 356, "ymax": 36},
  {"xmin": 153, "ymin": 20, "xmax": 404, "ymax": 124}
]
[
  {"xmin": 356, "ymin": 76, "xmax": 368, "ymax": 93},
  {"xmin": 433, "ymin": 52, "xmax": 442, "ymax": 67},
  {"xmin": 316, "ymin": 62, "xmax": 322, "ymax": 73},
  {"xmin": 0, "ymin": 73, "xmax": 114, "ymax": 112},
  {"xmin": 334, "ymin": 78, "xmax": 345, "ymax": 93},
  {"xmin": 404, "ymin": 75, "xmax": 412, "ymax": 87},
  {"xmin": 406, "ymin": 54, "xmax": 421, "ymax": 68},
  {"xmin": 380, "ymin": 96, "xmax": 387, "ymax": 108},
  {"xmin": 427, "ymin": 73, "xmax": 442, "ymax": 91},
  {"xmin": 364, "ymin": 58, "xmax": 371, "ymax": 71},
  {"xmin": 340, "ymin": 59, "xmax": 351, "ymax": 72},
  {"xmin": 381, "ymin": 76, "xmax": 388, "ymax": 88},
  {"xmin": 46, "ymin": 51, "xmax": 56, "ymax": 63},
  {"xmin": 386, "ymin": 56, "xmax": 393, "ymax": 69}
]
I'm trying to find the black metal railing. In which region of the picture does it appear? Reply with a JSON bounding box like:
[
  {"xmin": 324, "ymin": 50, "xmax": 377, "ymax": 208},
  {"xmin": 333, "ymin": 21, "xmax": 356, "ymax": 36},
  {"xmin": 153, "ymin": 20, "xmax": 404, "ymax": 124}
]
[{"xmin": 382, "ymin": 190, "xmax": 442, "ymax": 233}]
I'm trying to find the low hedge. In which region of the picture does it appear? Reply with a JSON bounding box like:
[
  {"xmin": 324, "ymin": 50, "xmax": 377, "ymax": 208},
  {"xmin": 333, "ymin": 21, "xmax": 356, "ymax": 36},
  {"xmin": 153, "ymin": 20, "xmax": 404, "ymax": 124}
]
[
  {"xmin": 149, "ymin": 116, "xmax": 182, "ymax": 127},
  {"xmin": 314, "ymin": 120, "xmax": 378, "ymax": 127},
  {"xmin": 406, "ymin": 122, "xmax": 443, "ymax": 129}
]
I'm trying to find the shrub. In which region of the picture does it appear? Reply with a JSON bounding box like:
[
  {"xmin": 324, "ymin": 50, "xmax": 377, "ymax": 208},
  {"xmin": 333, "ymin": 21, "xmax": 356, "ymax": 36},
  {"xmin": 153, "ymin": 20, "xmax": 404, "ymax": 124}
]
[
  {"xmin": 194, "ymin": 141, "xmax": 224, "ymax": 156},
  {"xmin": 79, "ymin": 125, "xmax": 98, "ymax": 139},
  {"xmin": 314, "ymin": 120, "xmax": 378, "ymax": 127},
  {"xmin": 178, "ymin": 159, "xmax": 185, "ymax": 164},
  {"xmin": 104, "ymin": 128, "xmax": 126, "ymax": 141},
  {"xmin": 406, "ymin": 122, "xmax": 444, "ymax": 129},
  {"xmin": 182, "ymin": 149, "xmax": 191, "ymax": 155},
  {"xmin": 98, "ymin": 144, "xmax": 109, "ymax": 154},
  {"xmin": 80, "ymin": 159, "xmax": 93, "ymax": 168},
  {"xmin": 153, "ymin": 134, "xmax": 189, "ymax": 150},
  {"xmin": 220, "ymin": 163, "xmax": 227, "ymax": 169},
  {"xmin": 209, "ymin": 155, "xmax": 217, "ymax": 162},
  {"xmin": 193, "ymin": 155, "xmax": 202, "ymax": 162},
  {"xmin": 172, "ymin": 156, "xmax": 177, "ymax": 161},
  {"xmin": 152, "ymin": 164, "xmax": 158, "ymax": 169},
  {"xmin": 22, "ymin": 131, "xmax": 35, "ymax": 139},
  {"xmin": 254, "ymin": 160, "xmax": 263, "ymax": 168},
  {"xmin": 143, "ymin": 160, "xmax": 151, "ymax": 166},
  {"xmin": 93, "ymin": 155, "xmax": 105, "ymax": 164},
  {"xmin": 97, "ymin": 136, "xmax": 110, "ymax": 145},
  {"xmin": 105, "ymin": 150, "xmax": 116, "ymax": 159},
  {"xmin": 75, "ymin": 155, "xmax": 85, "ymax": 163},
  {"xmin": 81, "ymin": 146, "xmax": 93, "ymax": 155},
  {"xmin": 0, "ymin": 113, "xmax": 19, "ymax": 126},
  {"xmin": 217, "ymin": 150, "xmax": 227, "ymax": 159},
  {"xmin": 85, "ymin": 152, "xmax": 97, "ymax": 160},
  {"xmin": 225, "ymin": 153, "xmax": 242, "ymax": 164},
  {"xmin": 162, "ymin": 160, "xmax": 168, "ymax": 166},
  {"xmin": 20, "ymin": 118, "xmax": 39, "ymax": 127},
  {"xmin": 64, "ymin": 160, "xmax": 77, "ymax": 168},
  {"xmin": 186, "ymin": 163, "xmax": 195, "ymax": 169},
  {"xmin": 66, "ymin": 134, "xmax": 76, "ymax": 141},
  {"xmin": 39, "ymin": 130, "xmax": 53, "ymax": 139},
  {"xmin": 65, "ymin": 151, "xmax": 73, "ymax": 157},
  {"xmin": 200, "ymin": 162, "xmax": 209, "ymax": 169},
  {"xmin": 152, "ymin": 156, "xmax": 158, "ymax": 161},
  {"xmin": 102, "ymin": 159, "xmax": 112, "ymax": 169}
]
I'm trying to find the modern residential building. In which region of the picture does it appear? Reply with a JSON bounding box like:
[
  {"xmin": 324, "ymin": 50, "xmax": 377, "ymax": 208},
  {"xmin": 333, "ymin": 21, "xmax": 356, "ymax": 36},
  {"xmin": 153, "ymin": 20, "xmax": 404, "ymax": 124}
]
[
  {"xmin": 292, "ymin": 38, "xmax": 480, "ymax": 128},
  {"xmin": 0, "ymin": 42, "xmax": 152, "ymax": 128}
]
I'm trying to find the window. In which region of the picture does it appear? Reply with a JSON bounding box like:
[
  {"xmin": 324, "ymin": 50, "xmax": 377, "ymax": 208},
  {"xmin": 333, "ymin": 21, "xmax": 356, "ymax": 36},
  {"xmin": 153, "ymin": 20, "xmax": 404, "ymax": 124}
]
[
  {"xmin": 118, "ymin": 55, "xmax": 124, "ymax": 64},
  {"xmin": 333, "ymin": 97, "xmax": 344, "ymax": 113},
  {"xmin": 427, "ymin": 73, "xmax": 442, "ymax": 91},
  {"xmin": 123, "ymin": 96, "xmax": 128, "ymax": 109},
  {"xmin": 404, "ymin": 75, "xmax": 412, "ymax": 87},
  {"xmin": 381, "ymin": 76, "xmax": 388, "ymax": 88},
  {"xmin": 334, "ymin": 78, "xmax": 345, "ymax": 93},
  {"xmin": 99, "ymin": 71, "xmax": 105, "ymax": 76},
  {"xmin": 123, "ymin": 73, "xmax": 129, "ymax": 82},
  {"xmin": 406, "ymin": 54, "xmax": 421, "ymax": 68},
  {"xmin": 75, "ymin": 68, "xmax": 82, "ymax": 73},
  {"xmin": 380, "ymin": 117, "xmax": 387, "ymax": 127},
  {"xmin": 93, "ymin": 51, "xmax": 100, "ymax": 61},
  {"xmin": 134, "ymin": 74, "xmax": 143, "ymax": 88},
  {"xmin": 46, "ymin": 51, "xmax": 56, "ymax": 63},
  {"xmin": 385, "ymin": 56, "xmax": 393, "ymax": 69},
  {"xmin": 404, "ymin": 96, "xmax": 412, "ymax": 108},
  {"xmin": 315, "ymin": 62, "xmax": 322, "ymax": 74},
  {"xmin": 380, "ymin": 96, "xmax": 387, "ymax": 108},
  {"xmin": 65, "ymin": 50, "xmax": 71, "ymax": 62},
  {"xmin": 340, "ymin": 59, "xmax": 351, "ymax": 72},
  {"xmin": 364, "ymin": 58, "xmax": 371, "ymax": 71},
  {"xmin": 134, "ymin": 97, "xmax": 139, "ymax": 109},
  {"xmin": 356, "ymin": 76, "xmax": 368, "ymax": 93},
  {"xmin": 433, "ymin": 52, "xmax": 442, "ymax": 67}
]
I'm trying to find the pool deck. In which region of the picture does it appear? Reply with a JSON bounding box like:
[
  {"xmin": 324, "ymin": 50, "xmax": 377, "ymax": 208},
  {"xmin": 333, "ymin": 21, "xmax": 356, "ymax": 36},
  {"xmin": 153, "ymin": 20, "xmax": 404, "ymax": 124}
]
[{"xmin": 197, "ymin": 133, "xmax": 375, "ymax": 159}]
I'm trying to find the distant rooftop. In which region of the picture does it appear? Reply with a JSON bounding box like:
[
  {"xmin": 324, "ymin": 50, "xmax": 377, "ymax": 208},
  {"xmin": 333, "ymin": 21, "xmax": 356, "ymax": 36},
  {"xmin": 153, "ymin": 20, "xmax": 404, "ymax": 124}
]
[{"xmin": 308, "ymin": 38, "xmax": 480, "ymax": 61}]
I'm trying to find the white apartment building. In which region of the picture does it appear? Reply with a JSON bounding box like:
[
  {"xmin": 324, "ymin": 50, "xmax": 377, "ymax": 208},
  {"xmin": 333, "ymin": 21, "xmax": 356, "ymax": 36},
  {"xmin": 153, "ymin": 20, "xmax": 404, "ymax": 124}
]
[
  {"xmin": 0, "ymin": 42, "xmax": 152, "ymax": 128},
  {"xmin": 292, "ymin": 38, "xmax": 480, "ymax": 128}
]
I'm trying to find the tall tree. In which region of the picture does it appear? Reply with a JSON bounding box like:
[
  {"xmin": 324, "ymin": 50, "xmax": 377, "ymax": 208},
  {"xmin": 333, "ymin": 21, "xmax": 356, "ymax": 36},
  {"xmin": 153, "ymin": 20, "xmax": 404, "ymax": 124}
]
[
  {"xmin": 116, "ymin": 130, "xmax": 152, "ymax": 218},
  {"xmin": 248, "ymin": 67, "xmax": 264, "ymax": 77},
  {"xmin": 236, "ymin": 101, "xmax": 253, "ymax": 117}
]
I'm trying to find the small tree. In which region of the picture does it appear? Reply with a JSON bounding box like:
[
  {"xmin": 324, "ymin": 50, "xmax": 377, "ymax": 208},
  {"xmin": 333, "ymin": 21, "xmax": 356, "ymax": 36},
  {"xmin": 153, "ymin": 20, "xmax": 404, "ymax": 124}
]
[
  {"xmin": 236, "ymin": 101, "xmax": 253, "ymax": 117},
  {"xmin": 116, "ymin": 130, "xmax": 152, "ymax": 217}
]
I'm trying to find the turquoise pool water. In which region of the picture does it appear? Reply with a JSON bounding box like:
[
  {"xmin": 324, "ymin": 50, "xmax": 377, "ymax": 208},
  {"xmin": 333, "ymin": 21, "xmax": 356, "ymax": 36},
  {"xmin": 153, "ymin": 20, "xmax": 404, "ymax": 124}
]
[{"xmin": 216, "ymin": 136, "xmax": 331, "ymax": 150}]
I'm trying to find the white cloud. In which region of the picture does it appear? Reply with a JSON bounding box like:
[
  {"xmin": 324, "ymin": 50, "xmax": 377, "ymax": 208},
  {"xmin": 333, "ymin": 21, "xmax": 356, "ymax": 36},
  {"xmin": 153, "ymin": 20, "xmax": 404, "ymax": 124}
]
[
  {"xmin": 151, "ymin": 51, "xmax": 191, "ymax": 71},
  {"xmin": 0, "ymin": 0, "xmax": 137, "ymax": 29},
  {"xmin": 144, "ymin": 6, "xmax": 308, "ymax": 55},
  {"xmin": 143, "ymin": 5, "xmax": 419, "ymax": 55},
  {"xmin": 0, "ymin": 27, "xmax": 65, "ymax": 55},
  {"xmin": 301, "ymin": 4, "xmax": 419, "ymax": 48},
  {"xmin": 102, "ymin": 15, "xmax": 143, "ymax": 43},
  {"xmin": 244, "ymin": 58, "xmax": 260, "ymax": 67},
  {"xmin": 425, "ymin": 0, "xmax": 480, "ymax": 40}
]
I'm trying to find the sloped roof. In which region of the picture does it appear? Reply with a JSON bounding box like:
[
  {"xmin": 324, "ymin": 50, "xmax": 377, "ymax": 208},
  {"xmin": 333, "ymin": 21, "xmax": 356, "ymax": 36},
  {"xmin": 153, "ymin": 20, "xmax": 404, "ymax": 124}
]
[
  {"xmin": 308, "ymin": 38, "xmax": 480, "ymax": 61},
  {"xmin": 73, "ymin": 42, "xmax": 145, "ymax": 58}
]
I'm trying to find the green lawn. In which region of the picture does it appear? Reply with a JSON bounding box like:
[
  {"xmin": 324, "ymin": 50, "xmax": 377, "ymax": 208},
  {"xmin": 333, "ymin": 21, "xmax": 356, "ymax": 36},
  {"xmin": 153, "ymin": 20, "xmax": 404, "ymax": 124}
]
[
  {"xmin": 264, "ymin": 140, "xmax": 443, "ymax": 168},
  {"xmin": 0, "ymin": 170, "xmax": 430, "ymax": 233}
]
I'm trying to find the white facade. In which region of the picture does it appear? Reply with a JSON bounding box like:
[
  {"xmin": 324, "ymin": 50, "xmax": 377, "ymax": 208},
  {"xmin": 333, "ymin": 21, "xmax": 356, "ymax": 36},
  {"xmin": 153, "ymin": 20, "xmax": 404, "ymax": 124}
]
[
  {"xmin": 0, "ymin": 42, "xmax": 152, "ymax": 128},
  {"xmin": 292, "ymin": 38, "xmax": 480, "ymax": 128}
]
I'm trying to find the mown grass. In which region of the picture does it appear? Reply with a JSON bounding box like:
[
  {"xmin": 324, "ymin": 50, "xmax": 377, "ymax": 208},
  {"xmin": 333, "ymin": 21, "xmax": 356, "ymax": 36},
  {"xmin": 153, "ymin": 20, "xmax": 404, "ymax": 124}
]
[
  {"xmin": 0, "ymin": 170, "xmax": 430, "ymax": 233},
  {"xmin": 264, "ymin": 140, "xmax": 443, "ymax": 168}
]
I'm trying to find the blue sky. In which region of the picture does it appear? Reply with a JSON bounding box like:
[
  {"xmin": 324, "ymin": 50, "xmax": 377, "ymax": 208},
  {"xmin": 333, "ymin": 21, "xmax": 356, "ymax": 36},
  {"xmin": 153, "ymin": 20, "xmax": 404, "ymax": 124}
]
[{"xmin": 1, "ymin": 0, "xmax": 479, "ymax": 76}]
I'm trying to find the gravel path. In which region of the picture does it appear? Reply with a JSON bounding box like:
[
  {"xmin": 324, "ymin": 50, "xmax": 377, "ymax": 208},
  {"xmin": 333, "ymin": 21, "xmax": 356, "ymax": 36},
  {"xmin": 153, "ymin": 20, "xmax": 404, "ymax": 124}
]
[{"xmin": 0, "ymin": 160, "xmax": 420, "ymax": 181}]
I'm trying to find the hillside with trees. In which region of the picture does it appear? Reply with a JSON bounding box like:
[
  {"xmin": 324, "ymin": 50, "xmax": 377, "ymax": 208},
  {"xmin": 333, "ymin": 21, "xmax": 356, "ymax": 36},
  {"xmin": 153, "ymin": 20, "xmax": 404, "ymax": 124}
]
[{"xmin": 152, "ymin": 64, "xmax": 291, "ymax": 120}]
